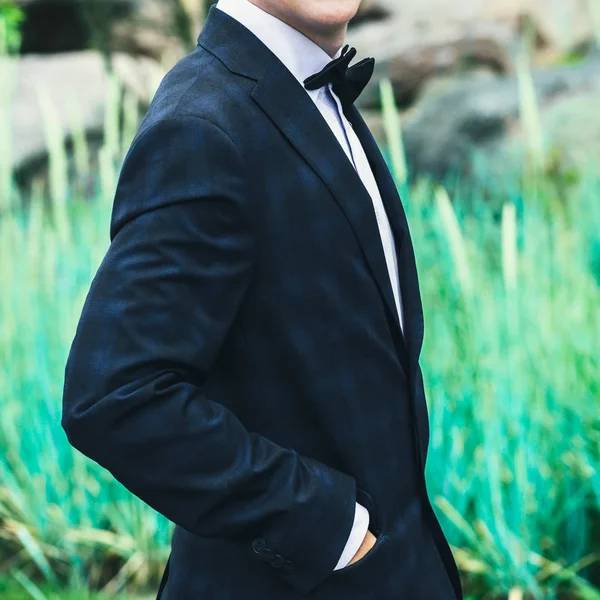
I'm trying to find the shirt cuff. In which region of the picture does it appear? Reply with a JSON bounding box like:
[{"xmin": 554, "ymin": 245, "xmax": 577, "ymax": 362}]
[{"xmin": 333, "ymin": 501, "xmax": 370, "ymax": 570}]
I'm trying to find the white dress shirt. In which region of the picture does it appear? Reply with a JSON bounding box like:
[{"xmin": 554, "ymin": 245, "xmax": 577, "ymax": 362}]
[{"xmin": 215, "ymin": 0, "xmax": 405, "ymax": 571}]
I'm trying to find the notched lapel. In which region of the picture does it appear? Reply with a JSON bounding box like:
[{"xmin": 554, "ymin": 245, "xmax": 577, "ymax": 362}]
[{"xmin": 251, "ymin": 56, "xmax": 410, "ymax": 368}]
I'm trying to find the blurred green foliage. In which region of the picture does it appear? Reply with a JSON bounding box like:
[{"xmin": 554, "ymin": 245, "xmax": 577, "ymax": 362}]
[
  {"xmin": 0, "ymin": 0, "xmax": 25, "ymax": 54},
  {"xmin": 0, "ymin": 574, "xmax": 144, "ymax": 600}
]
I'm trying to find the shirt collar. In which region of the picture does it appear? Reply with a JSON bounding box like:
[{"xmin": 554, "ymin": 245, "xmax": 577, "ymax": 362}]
[{"xmin": 215, "ymin": 0, "xmax": 343, "ymax": 102}]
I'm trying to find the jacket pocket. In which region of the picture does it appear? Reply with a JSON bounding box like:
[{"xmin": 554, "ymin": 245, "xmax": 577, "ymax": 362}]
[
  {"xmin": 327, "ymin": 486, "xmax": 387, "ymax": 577},
  {"xmin": 330, "ymin": 533, "xmax": 389, "ymax": 576},
  {"xmin": 356, "ymin": 487, "xmax": 382, "ymax": 536}
]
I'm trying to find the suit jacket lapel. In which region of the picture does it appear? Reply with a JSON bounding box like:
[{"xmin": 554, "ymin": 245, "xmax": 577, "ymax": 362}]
[
  {"xmin": 198, "ymin": 5, "xmax": 417, "ymax": 373},
  {"xmin": 251, "ymin": 59, "xmax": 410, "ymax": 369}
]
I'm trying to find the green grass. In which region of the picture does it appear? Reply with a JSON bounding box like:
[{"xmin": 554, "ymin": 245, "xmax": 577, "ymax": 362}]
[
  {"xmin": 0, "ymin": 574, "xmax": 146, "ymax": 600},
  {"xmin": 0, "ymin": 42, "xmax": 599, "ymax": 600}
]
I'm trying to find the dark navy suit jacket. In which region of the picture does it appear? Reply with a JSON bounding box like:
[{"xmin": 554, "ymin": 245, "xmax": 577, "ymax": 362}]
[{"xmin": 62, "ymin": 5, "xmax": 463, "ymax": 599}]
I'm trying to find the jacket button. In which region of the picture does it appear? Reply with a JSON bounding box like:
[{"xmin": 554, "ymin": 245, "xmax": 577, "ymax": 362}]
[
  {"xmin": 271, "ymin": 554, "xmax": 285, "ymax": 569},
  {"xmin": 260, "ymin": 548, "xmax": 274, "ymax": 563},
  {"xmin": 252, "ymin": 538, "xmax": 266, "ymax": 555},
  {"xmin": 283, "ymin": 560, "xmax": 295, "ymax": 574}
]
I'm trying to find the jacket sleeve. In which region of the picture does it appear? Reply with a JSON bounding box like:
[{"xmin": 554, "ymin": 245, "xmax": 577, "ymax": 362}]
[{"xmin": 61, "ymin": 115, "xmax": 357, "ymax": 595}]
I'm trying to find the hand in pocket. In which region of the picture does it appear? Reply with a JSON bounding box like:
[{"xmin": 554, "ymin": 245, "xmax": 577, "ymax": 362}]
[{"xmin": 346, "ymin": 529, "xmax": 377, "ymax": 566}]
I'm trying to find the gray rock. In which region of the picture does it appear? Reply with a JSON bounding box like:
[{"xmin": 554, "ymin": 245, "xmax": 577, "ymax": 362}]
[
  {"xmin": 350, "ymin": 0, "xmax": 595, "ymax": 57},
  {"xmin": 348, "ymin": 0, "xmax": 597, "ymax": 109},
  {"xmin": 494, "ymin": 89, "xmax": 600, "ymax": 178},
  {"xmin": 395, "ymin": 59, "xmax": 600, "ymax": 181},
  {"xmin": 5, "ymin": 50, "xmax": 164, "ymax": 183}
]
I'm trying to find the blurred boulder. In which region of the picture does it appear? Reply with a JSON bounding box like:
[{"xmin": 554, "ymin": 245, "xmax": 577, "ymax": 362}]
[
  {"xmin": 349, "ymin": 0, "xmax": 597, "ymax": 108},
  {"xmin": 361, "ymin": 59, "xmax": 600, "ymax": 181},
  {"xmin": 7, "ymin": 51, "xmax": 165, "ymax": 187},
  {"xmin": 525, "ymin": 0, "xmax": 595, "ymax": 54},
  {"xmin": 354, "ymin": 0, "xmax": 595, "ymax": 55},
  {"xmin": 353, "ymin": 22, "xmax": 513, "ymax": 109},
  {"xmin": 505, "ymin": 89, "xmax": 600, "ymax": 172}
]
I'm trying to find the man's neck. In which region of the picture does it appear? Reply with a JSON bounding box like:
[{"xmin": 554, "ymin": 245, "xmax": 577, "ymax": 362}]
[
  {"xmin": 290, "ymin": 22, "xmax": 347, "ymax": 58},
  {"xmin": 247, "ymin": 0, "xmax": 347, "ymax": 58}
]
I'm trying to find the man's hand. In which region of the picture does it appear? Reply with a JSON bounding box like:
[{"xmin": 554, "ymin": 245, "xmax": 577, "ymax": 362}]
[{"xmin": 346, "ymin": 529, "xmax": 377, "ymax": 566}]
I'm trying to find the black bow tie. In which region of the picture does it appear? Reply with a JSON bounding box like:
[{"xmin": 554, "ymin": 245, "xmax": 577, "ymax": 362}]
[{"xmin": 303, "ymin": 45, "xmax": 375, "ymax": 111}]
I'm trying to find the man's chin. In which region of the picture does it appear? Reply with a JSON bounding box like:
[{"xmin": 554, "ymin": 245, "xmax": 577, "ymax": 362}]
[{"xmin": 296, "ymin": 0, "xmax": 361, "ymax": 30}]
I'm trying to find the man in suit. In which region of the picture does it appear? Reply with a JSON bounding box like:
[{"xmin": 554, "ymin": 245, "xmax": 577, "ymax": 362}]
[{"xmin": 61, "ymin": 0, "xmax": 464, "ymax": 598}]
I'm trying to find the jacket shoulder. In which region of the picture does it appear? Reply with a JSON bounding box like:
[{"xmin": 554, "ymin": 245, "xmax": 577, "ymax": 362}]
[{"xmin": 135, "ymin": 45, "xmax": 252, "ymax": 143}]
